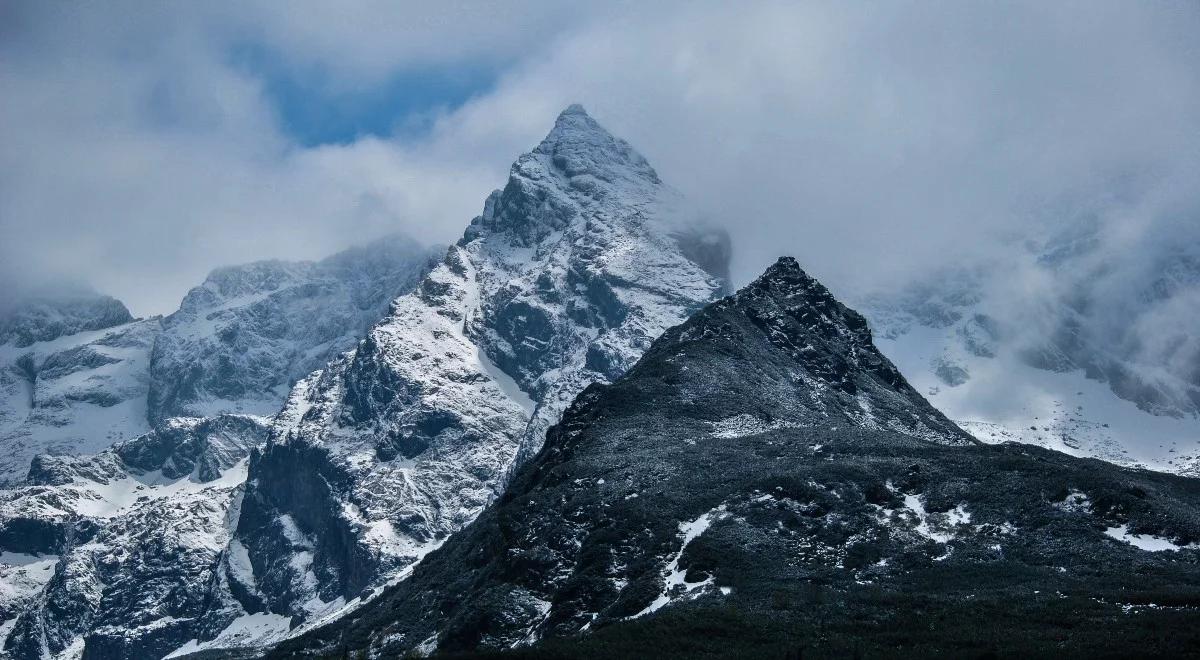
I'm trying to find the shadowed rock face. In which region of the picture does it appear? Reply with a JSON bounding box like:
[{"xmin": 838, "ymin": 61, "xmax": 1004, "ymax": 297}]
[
  {"xmin": 272, "ymin": 258, "xmax": 1200, "ymax": 660},
  {"xmin": 221, "ymin": 105, "xmax": 729, "ymax": 642}
]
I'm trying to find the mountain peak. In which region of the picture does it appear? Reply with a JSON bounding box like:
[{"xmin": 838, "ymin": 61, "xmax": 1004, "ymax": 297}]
[
  {"xmin": 755, "ymin": 256, "xmax": 809, "ymax": 289},
  {"xmin": 559, "ymin": 102, "xmax": 589, "ymax": 117},
  {"xmin": 647, "ymin": 256, "xmax": 975, "ymax": 445},
  {"xmin": 531, "ymin": 104, "xmax": 660, "ymax": 184},
  {"xmin": 740, "ymin": 256, "xmax": 854, "ymax": 320}
]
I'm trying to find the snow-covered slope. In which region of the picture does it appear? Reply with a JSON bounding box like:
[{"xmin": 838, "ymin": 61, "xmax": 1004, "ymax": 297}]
[
  {"xmin": 148, "ymin": 234, "xmax": 440, "ymax": 423},
  {"xmin": 208, "ymin": 105, "xmax": 729, "ymax": 653},
  {"xmin": 860, "ymin": 223, "xmax": 1200, "ymax": 473},
  {"xmin": 0, "ymin": 236, "xmax": 440, "ymax": 488},
  {"xmin": 0, "ymin": 310, "xmax": 160, "ymax": 487}
]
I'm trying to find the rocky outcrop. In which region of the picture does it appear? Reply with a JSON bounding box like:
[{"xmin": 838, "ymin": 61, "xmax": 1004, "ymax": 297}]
[{"xmin": 0, "ymin": 415, "xmax": 267, "ymax": 659}]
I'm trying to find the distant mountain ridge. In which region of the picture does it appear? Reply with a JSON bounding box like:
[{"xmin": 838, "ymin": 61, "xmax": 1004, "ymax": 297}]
[
  {"xmin": 0, "ymin": 234, "xmax": 441, "ymax": 487},
  {"xmin": 860, "ymin": 219, "xmax": 1200, "ymax": 475},
  {"xmin": 0, "ymin": 287, "xmax": 133, "ymax": 349},
  {"xmin": 149, "ymin": 234, "xmax": 441, "ymax": 423}
]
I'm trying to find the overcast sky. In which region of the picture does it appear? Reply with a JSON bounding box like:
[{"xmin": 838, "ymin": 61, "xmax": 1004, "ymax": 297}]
[{"xmin": 2, "ymin": 1, "xmax": 1199, "ymax": 316}]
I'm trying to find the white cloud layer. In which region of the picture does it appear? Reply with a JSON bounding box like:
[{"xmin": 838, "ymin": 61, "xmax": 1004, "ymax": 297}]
[{"xmin": 2, "ymin": 0, "xmax": 1198, "ymax": 323}]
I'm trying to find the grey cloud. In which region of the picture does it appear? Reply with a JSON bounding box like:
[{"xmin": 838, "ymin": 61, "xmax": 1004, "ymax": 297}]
[{"xmin": 2, "ymin": 0, "xmax": 1198, "ymax": 339}]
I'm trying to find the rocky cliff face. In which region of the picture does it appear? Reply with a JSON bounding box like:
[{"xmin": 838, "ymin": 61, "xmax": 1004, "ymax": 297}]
[
  {"xmin": 212, "ymin": 105, "xmax": 729, "ymax": 652},
  {"xmin": 273, "ymin": 258, "xmax": 1200, "ymax": 659}
]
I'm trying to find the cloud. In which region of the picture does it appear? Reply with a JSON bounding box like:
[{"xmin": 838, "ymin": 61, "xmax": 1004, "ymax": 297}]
[
  {"xmin": 0, "ymin": 2, "xmax": 562, "ymax": 314},
  {"xmin": 2, "ymin": 0, "xmax": 1199, "ymax": 327}
]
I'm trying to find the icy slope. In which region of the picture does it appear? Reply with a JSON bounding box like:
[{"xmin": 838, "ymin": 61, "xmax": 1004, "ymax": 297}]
[
  {"xmin": 873, "ymin": 318, "xmax": 1200, "ymax": 472},
  {"xmin": 220, "ymin": 105, "xmax": 729, "ymax": 647}
]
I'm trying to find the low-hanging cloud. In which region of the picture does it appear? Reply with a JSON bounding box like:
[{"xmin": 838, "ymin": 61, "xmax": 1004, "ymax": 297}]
[{"xmin": 1, "ymin": 0, "xmax": 1198, "ymax": 326}]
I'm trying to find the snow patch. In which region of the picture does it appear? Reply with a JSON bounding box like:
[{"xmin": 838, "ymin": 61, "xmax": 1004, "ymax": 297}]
[
  {"xmin": 629, "ymin": 505, "xmax": 727, "ymax": 619},
  {"xmin": 1104, "ymin": 525, "xmax": 1198, "ymax": 552},
  {"xmin": 901, "ymin": 495, "xmax": 970, "ymax": 544},
  {"xmin": 1056, "ymin": 490, "xmax": 1092, "ymax": 513},
  {"xmin": 709, "ymin": 414, "xmax": 798, "ymax": 439},
  {"xmin": 165, "ymin": 612, "xmax": 294, "ymax": 658},
  {"xmin": 476, "ymin": 346, "xmax": 536, "ymax": 415}
]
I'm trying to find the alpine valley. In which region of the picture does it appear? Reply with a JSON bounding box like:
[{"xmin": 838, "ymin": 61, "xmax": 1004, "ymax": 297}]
[{"xmin": 2, "ymin": 107, "xmax": 1199, "ymax": 660}]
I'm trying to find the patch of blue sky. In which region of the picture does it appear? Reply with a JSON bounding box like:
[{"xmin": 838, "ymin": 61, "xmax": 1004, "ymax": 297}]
[{"xmin": 229, "ymin": 42, "xmax": 497, "ymax": 146}]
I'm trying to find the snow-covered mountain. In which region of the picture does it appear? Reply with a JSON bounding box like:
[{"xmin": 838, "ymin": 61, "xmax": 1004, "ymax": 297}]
[
  {"xmin": 0, "ymin": 295, "xmax": 160, "ymax": 487},
  {"xmin": 0, "ymin": 236, "xmax": 439, "ymax": 487},
  {"xmin": 0, "ymin": 236, "xmax": 441, "ymax": 658},
  {"xmin": 860, "ymin": 220, "xmax": 1200, "ymax": 475},
  {"xmin": 273, "ymin": 257, "xmax": 1200, "ymax": 659},
  {"xmin": 0, "ymin": 105, "xmax": 727, "ymax": 659},
  {"xmin": 188, "ymin": 104, "xmax": 729, "ymax": 656},
  {"xmin": 6, "ymin": 100, "xmax": 1197, "ymax": 658},
  {"xmin": 148, "ymin": 234, "xmax": 440, "ymax": 423}
]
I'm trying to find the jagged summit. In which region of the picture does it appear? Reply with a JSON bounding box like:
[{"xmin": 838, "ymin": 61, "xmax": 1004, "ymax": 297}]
[
  {"xmin": 739, "ymin": 256, "xmax": 913, "ymax": 396},
  {"xmin": 752, "ymin": 255, "xmax": 807, "ymax": 286},
  {"xmin": 632, "ymin": 255, "xmax": 975, "ymax": 445},
  {"xmin": 747, "ymin": 256, "xmax": 850, "ymax": 303},
  {"xmin": 201, "ymin": 104, "xmax": 730, "ymax": 656},
  {"xmin": 532, "ymin": 103, "xmax": 660, "ymax": 185},
  {"xmin": 463, "ymin": 104, "xmax": 677, "ymax": 252}
]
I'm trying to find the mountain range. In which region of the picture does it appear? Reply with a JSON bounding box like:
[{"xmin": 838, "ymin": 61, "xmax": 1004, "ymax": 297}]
[
  {"xmin": 1, "ymin": 106, "xmax": 1198, "ymax": 659},
  {"xmin": 273, "ymin": 257, "xmax": 1200, "ymax": 659}
]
